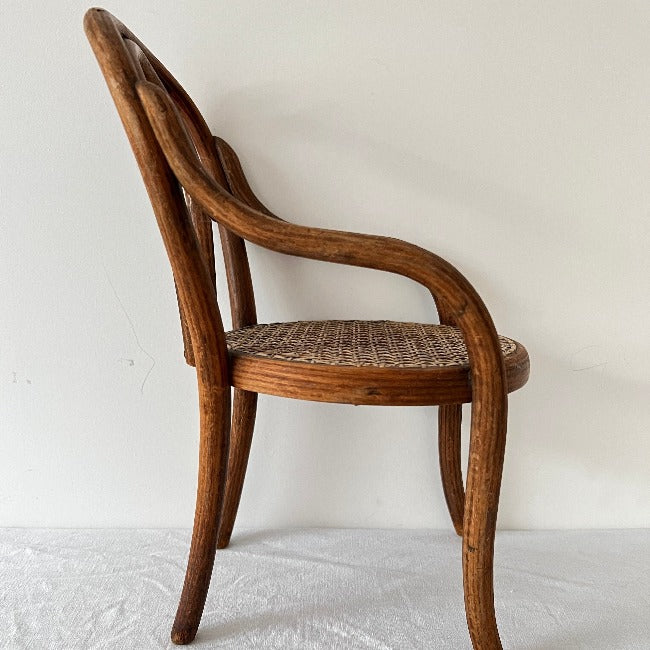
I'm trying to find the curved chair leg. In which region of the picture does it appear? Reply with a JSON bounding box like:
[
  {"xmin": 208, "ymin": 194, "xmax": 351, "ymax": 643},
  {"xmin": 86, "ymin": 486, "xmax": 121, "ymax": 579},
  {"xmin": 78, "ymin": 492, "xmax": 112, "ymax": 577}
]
[
  {"xmin": 217, "ymin": 388, "xmax": 258, "ymax": 549},
  {"xmin": 438, "ymin": 404, "xmax": 464, "ymax": 536},
  {"xmin": 462, "ymin": 395, "xmax": 508, "ymax": 650},
  {"xmin": 171, "ymin": 386, "xmax": 231, "ymax": 645}
]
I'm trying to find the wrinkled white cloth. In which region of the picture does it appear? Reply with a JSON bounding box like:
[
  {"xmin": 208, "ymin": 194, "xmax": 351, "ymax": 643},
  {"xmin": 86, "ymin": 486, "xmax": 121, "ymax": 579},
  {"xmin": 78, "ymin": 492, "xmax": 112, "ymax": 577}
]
[{"xmin": 1, "ymin": 528, "xmax": 648, "ymax": 649}]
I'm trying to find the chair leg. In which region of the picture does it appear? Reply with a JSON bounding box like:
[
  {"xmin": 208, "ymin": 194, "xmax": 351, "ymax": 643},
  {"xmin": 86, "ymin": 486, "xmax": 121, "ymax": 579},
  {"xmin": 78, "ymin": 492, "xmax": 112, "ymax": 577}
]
[
  {"xmin": 217, "ymin": 388, "xmax": 258, "ymax": 549},
  {"xmin": 171, "ymin": 385, "xmax": 231, "ymax": 645},
  {"xmin": 462, "ymin": 396, "xmax": 507, "ymax": 650},
  {"xmin": 438, "ymin": 404, "xmax": 464, "ymax": 536}
]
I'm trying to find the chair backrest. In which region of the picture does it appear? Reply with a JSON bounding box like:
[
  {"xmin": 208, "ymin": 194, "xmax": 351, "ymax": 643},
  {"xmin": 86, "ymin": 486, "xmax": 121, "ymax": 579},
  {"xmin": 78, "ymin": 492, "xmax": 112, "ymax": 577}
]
[{"xmin": 84, "ymin": 8, "xmax": 256, "ymax": 370}]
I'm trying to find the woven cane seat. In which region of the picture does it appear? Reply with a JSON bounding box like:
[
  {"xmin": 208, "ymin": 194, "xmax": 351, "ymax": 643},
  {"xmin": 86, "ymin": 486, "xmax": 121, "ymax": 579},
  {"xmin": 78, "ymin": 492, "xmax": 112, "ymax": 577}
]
[
  {"xmin": 227, "ymin": 320, "xmax": 518, "ymax": 368},
  {"xmin": 226, "ymin": 320, "xmax": 529, "ymax": 406}
]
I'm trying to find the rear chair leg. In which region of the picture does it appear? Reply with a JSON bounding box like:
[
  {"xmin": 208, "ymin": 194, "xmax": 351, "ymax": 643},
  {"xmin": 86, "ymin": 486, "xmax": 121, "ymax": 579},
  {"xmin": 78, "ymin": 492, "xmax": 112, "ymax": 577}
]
[
  {"xmin": 171, "ymin": 385, "xmax": 230, "ymax": 645},
  {"xmin": 438, "ymin": 404, "xmax": 464, "ymax": 536},
  {"xmin": 217, "ymin": 388, "xmax": 258, "ymax": 549}
]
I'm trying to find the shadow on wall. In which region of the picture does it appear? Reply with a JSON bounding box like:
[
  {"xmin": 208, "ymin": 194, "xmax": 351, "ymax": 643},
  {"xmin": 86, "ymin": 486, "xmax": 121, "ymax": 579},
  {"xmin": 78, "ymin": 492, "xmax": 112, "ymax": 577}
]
[
  {"xmin": 207, "ymin": 84, "xmax": 550, "ymax": 328},
  {"xmin": 207, "ymin": 86, "xmax": 552, "ymax": 241},
  {"xmin": 500, "ymin": 345, "xmax": 649, "ymax": 529}
]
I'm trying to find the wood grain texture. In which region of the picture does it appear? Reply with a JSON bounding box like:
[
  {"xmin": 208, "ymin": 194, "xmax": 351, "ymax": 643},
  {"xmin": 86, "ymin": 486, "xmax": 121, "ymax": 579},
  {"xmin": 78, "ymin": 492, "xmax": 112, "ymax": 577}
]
[
  {"xmin": 84, "ymin": 10, "xmax": 231, "ymax": 646},
  {"xmin": 212, "ymin": 137, "xmax": 274, "ymax": 549},
  {"xmin": 214, "ymin": 137, "xmax": 284, "ymax": 221},
  {"xmin": 439, "ymin": 404, "xmax": 465, "ymax": 536},
  {"xmin": 86, "ymin": 9, "xmax": 530, "ymax": 648},
  {"xmin": 229, "ymin": 342, "xmax": 528, "ymax": 406},
  {"xmin": 216, "ymin": 388, "xmax": 258, "ymax": 549},
  {"xmin": 170, "ymin": 386, "xmax": 230, "ymax": 645},
  {"xmin": 212, "ymin": 137, "xmax": 258, "ymax": 330}
]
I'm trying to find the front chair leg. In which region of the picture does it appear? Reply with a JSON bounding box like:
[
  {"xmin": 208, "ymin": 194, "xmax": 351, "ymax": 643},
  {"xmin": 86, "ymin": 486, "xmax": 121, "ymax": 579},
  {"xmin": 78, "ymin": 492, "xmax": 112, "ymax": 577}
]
[
  {"xmin": 438, "ymin": 404, "xmax": 465, "ymax": 536},
  {"xmin": 217, "ymin": 388, "xmax": 258, "ymax": 549},
  {"xmin": 462, "ymin": 393, "xmax": 508, "ymax": 650},
  {"xmin": 171, "ymin": 385, "xmax": 231, "ymax": 645}
]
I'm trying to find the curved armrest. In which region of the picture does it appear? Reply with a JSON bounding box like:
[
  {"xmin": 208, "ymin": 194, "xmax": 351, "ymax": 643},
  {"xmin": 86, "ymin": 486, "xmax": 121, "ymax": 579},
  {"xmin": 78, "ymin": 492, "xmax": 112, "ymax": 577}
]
[
  {"xmin": 136, "ymin": 81, "xmax": 508, "ymax": 400},
  {"xmin": 213, "ymin": 135, "xmax": 458, "ymax": 324}
]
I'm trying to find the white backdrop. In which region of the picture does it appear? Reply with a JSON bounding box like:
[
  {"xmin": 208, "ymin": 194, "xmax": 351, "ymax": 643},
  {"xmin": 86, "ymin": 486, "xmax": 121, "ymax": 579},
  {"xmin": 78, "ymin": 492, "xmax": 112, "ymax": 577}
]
[{"xmin": 1, "ymin": 1, "xmax": 648, "ymax": 530}]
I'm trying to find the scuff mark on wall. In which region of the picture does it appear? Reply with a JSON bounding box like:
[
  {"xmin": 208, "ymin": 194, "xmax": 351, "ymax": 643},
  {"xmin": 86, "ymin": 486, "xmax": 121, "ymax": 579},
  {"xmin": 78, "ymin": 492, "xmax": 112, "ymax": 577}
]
[{"xmin": 103, "ymin": 265, "xmax": 156, "ymax": 393}]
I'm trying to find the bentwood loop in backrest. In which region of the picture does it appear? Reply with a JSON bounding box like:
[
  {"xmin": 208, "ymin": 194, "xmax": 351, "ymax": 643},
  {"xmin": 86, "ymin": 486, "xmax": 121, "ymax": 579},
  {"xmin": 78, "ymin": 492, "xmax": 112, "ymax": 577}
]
[{"xmin": 84, "ymin": 8, "xmax": 255, "ymax": 370}]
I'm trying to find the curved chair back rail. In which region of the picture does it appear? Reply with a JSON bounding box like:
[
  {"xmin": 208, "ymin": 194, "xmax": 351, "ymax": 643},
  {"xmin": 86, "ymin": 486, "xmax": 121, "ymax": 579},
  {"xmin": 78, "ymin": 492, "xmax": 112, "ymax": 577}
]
[{"xmin": 84, "ymin": 8, "xmax": 256, "ymax": 370}]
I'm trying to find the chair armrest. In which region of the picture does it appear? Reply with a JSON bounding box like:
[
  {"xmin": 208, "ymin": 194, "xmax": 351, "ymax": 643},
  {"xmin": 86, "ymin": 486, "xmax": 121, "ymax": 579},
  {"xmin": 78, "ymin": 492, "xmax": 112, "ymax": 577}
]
[
  {"xmin": 136, "ymin": 80, "xmax": 507, "ymax": 393},
  {"xmin": 213, "ymin": 135, "xmax": 459, "ymax": 324}
]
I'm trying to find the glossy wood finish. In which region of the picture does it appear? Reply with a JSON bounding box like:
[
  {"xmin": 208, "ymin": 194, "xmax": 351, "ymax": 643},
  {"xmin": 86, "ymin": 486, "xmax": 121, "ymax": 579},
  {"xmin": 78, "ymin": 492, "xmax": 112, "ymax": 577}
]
[{"xmin": 86, "ymin": 9, "xmax": 529, "ymax": 649}]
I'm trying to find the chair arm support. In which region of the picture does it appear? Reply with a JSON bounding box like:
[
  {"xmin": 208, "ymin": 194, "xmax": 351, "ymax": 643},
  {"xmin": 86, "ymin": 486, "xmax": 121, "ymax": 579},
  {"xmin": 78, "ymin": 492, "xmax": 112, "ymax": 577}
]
[{"xmin": 136, "ymin": 80, "xmax": 508, "ymax": 406}]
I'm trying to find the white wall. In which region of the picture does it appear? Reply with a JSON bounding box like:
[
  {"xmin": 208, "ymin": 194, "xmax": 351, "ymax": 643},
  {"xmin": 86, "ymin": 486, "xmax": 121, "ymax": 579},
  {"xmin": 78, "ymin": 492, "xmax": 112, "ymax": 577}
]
[{"xmin": 1, "ymin": 1, "xmax": 648, "ymax": 530}]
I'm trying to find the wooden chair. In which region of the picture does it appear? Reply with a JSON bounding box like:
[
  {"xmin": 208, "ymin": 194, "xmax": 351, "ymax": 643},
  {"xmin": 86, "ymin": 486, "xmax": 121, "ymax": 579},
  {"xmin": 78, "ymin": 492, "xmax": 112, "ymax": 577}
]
[{"xmin": 84, "ymin": 8, "xmax": 529, "ymax": 649}]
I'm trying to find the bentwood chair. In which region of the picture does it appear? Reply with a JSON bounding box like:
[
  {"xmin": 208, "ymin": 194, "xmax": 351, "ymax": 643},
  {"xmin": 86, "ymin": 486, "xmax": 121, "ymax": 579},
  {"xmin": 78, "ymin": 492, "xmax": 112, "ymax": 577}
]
[{"xmin": 85, "ymin": 8, "xmax": 529, "ymax": 649}]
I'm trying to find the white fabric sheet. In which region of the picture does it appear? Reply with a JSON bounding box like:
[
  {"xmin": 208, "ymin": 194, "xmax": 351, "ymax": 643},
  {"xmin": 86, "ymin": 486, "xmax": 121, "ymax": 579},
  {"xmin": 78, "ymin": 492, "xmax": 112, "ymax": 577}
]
[{"xmin": 1, "ymin": 528, "xmax": 648, "ymax": 649}]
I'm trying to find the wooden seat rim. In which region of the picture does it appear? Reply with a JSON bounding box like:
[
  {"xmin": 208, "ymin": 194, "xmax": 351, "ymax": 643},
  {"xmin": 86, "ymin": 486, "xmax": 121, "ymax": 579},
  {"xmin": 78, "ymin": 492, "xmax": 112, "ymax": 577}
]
[{"xmin": 229, "ymin": 341, "xmax": 529, "ymax": 406}]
